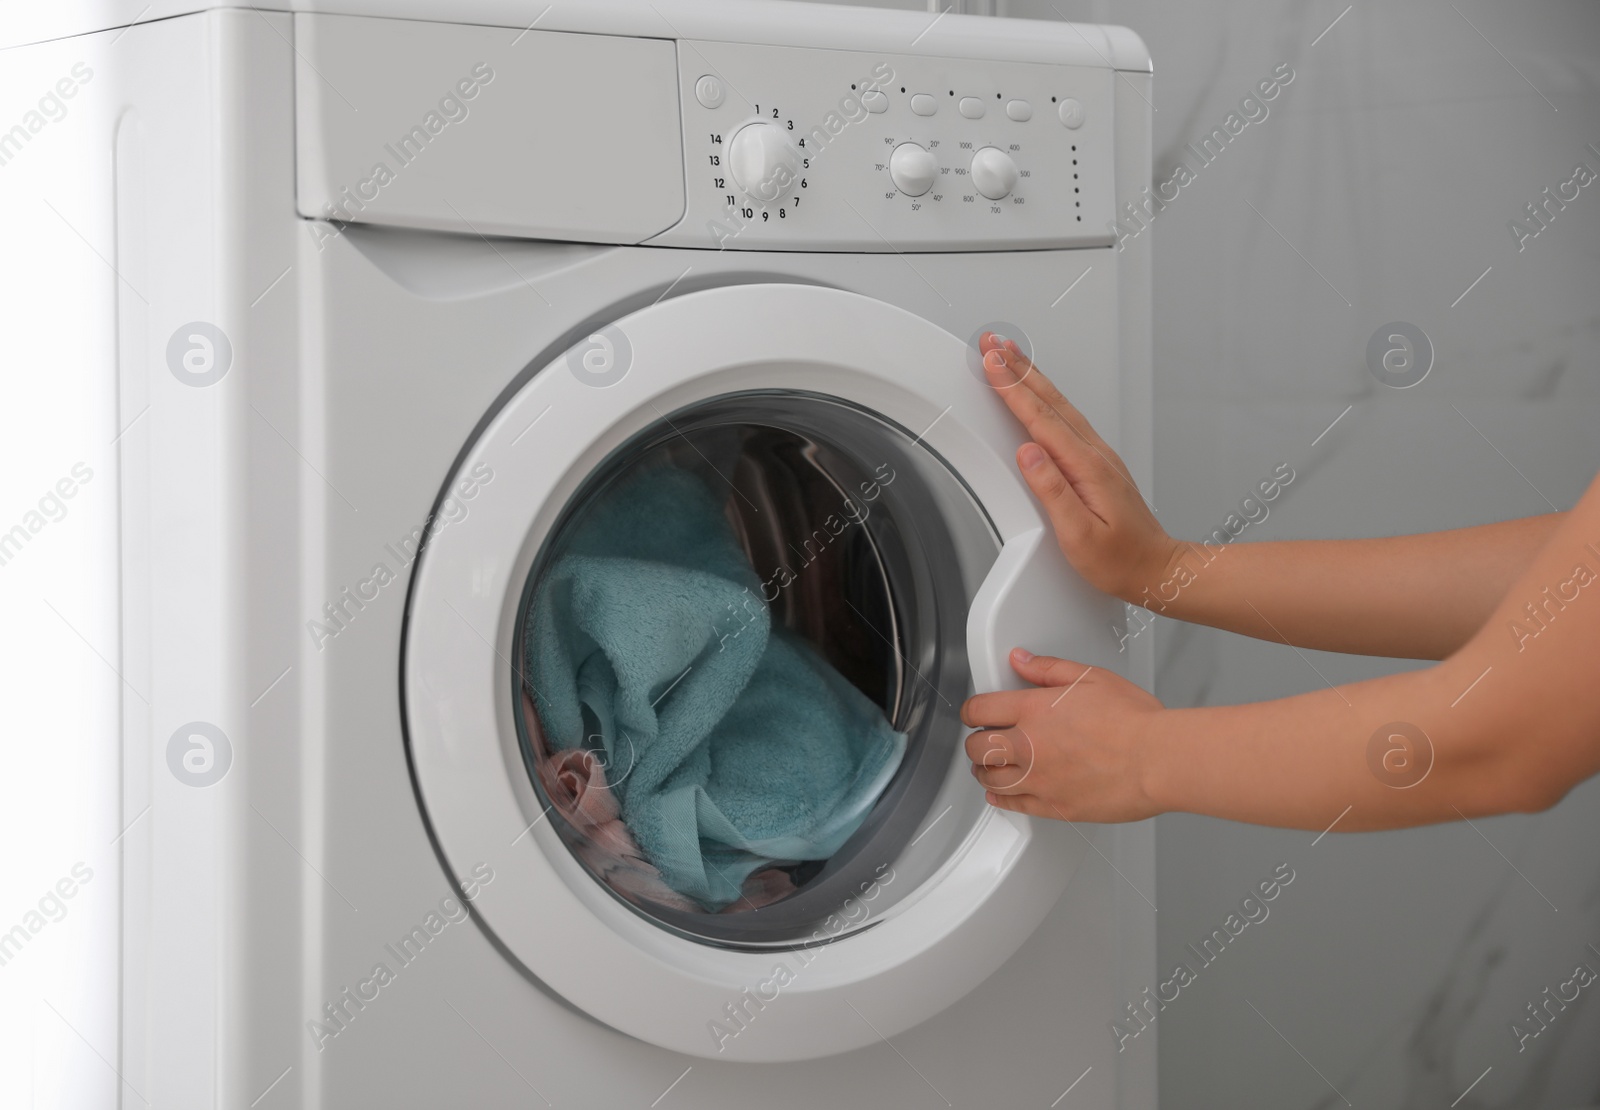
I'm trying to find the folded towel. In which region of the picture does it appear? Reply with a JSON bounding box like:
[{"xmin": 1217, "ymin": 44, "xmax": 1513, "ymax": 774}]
[{"xmin": 525, "ymin": 464, "xmax": 906, "ymax": 911}]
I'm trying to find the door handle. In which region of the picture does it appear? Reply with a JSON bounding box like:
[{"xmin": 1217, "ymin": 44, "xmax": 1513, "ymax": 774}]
[{"xmin": 965, "ymin": 526, "xmax": 1126, "ymax": 694}]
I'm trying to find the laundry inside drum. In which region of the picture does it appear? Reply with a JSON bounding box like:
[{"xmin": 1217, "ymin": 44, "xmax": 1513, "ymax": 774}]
[{"xmin": 514, "ymin": 393, "xmax": 976, "ymax": 949}]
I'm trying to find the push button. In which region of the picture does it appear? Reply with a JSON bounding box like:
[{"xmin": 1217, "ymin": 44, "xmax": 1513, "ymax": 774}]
[
  {"xmin": 862, "ymin": 89, "xmax": 888, "ymax": 113},
  {"xmin": 910, "ymin": 93, "xmax": 937, "ymax": 116},
  {"xmin": 958, "ymin": 96, "xmax": 986, "ymax": 119},
  {"xmin": 1005, "ymin": 99, "xmax": 1032, "ymax": 121},
  {"xmin": 695, "ymin": 75, "xmax": 725, "ymax": 109},
  {"xmin": 1058, "ymin": 97, "xmax": 1085, "ymax": 129}
]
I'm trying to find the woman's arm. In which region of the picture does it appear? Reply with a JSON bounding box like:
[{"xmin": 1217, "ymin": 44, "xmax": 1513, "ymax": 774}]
[
  {"xmin": 978, "ymin": 335, "xmax": 1561, "ymax": 659},
  {"xmin": 1150, "ymin": 519, "xmax": 1563, "ymax": 660},
  {"xmin": 964, "ymin": 394, "xmax": 1600, "ymax": 830},
  {"xmin": 1147, "ymin": 470, "xmax": 1600, "ymax": 828}
]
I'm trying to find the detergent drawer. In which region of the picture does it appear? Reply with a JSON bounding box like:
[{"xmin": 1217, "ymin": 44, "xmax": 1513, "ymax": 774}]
[{"xmin": 294, "ymin": 13, "xmax": 686, "ymax": 243}]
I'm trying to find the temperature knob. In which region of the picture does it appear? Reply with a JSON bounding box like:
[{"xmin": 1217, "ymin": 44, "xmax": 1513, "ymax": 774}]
[
  {"xmin": 889, "ymin": 142, "xmax": 937, "ymax": 197},
  {"xmin": 728, "ymin": 123, "xmax": 801, "ymax": 202},
  {"xmin": 969, "ymin": 146, "xmax": 1019, "ymax": 200}
]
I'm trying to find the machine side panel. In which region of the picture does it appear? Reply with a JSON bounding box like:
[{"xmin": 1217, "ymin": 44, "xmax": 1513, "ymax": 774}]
[{"xmin": 1110, "ymin": 66, "xmax": 1158, "ymax": 1110}]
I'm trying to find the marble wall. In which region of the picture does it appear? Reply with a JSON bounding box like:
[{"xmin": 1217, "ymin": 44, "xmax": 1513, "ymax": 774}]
[{"xmin": 801, "ymin": 0, "xmax": 1600, "ymax": 1104}]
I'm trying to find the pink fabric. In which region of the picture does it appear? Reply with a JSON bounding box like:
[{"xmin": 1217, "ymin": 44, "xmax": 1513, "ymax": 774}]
[
  {"xmin": 733, "ymin": 865, "xmax": 799, "ymax": 909},
  {"xmin": 522, "ymin": 693, "xmax": 796, "ymax": 914}
]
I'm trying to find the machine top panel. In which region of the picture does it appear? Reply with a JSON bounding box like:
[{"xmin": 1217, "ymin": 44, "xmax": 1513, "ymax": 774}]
[
  {"xmin": 293, "ymin": 13, "xmax": 1132, "ymax": 250},
  {"xmin": 0, "ymin": 0, "xmax": 1150, "ymax": 72}
]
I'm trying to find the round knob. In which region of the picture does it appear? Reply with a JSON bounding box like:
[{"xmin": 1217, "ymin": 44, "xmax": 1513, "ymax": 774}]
[
  {"xmin": 889, "ymin": 142, "xmax": 937, "ymax": 197},
  {"xmin": 728, "ymin": 123, "xmax": 801, "ymax": 202},
  {"xmin": 969, "ymin": 147, "xmax": 1019, "ymax": 200}
]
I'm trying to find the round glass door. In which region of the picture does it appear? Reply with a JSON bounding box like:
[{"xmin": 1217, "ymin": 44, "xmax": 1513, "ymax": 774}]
[{"xmin": 402, "ymin": 282, "xmax": 1106, "ymax": 1061}]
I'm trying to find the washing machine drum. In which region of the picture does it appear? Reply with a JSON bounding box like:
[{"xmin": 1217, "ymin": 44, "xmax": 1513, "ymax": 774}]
[{"xmin": 403, "ymin": 283, "xmax": 1116, "ymax": 1061}]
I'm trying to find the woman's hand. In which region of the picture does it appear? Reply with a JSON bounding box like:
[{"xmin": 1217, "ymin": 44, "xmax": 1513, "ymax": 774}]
[
  {"xmin": 962, "ymin": 648, "xmax": 1165, "ymax": 823},
  {"xmin": 980, "ymin": 332, "xmax": 1178, "ymax": 604}
]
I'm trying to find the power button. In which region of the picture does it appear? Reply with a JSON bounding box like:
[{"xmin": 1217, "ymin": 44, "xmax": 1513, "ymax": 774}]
[{"xmin": 695, "ymin": 75, "xmax": 725, "ymax": 109}]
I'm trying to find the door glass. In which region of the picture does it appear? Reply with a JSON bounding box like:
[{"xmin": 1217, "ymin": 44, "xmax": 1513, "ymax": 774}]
[{"xmin": 513, "ymin": 391, "xmax": 996, "ymax": 948}]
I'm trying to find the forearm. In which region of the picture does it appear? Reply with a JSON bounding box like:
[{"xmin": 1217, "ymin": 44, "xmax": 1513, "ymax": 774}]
[
  {"xmin": 1140, "ymin": 664, "xmax": 1513, "ymax": 832},
  {"xmin": 1137, "ymin": 515, "xmax": 1564, "ymax": 659},
  {"xmin": 1140, "ymin": 494, "xmax": 1600, "ymax": 830}
]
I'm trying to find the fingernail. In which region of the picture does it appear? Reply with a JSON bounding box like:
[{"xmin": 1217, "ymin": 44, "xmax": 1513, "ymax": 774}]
[
  {"xmin": 1012, "ymin": 647, "xmax": 1035, "ymax": 663},
  {"xmin": 984, "ymin": 349, "xmax": 1009, "ymax": 376},
  {"xmin": 1018, "ymin": 442, "xmax": 1047, "ymax": 469}
]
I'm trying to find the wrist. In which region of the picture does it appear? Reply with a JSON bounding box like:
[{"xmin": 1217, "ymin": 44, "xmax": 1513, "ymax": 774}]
[
  {"xmin": 1134, "ymin": 707, "xmax": 1179, "ymax": 816},
  {"xmin": 1124, "ymin": 536, "xmax": 1191, "ymax": 614}
]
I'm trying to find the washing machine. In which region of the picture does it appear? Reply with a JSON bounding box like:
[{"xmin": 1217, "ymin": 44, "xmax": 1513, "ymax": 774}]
[{"xmin": 0, "ymin": 1, "xmax": 1155, "ymax": 1106}]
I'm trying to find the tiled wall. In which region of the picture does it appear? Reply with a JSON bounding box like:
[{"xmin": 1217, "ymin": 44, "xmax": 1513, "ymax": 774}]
[{"xmin": 1030, "ymin": 2, "xmax": 1600, "ymax": 1105}]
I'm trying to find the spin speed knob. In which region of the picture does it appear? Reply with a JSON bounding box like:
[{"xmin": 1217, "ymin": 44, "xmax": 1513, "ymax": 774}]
[
  {"xmin": 889, "ymin": 142, "xmax": 937, "ymax": 197},
  {"xmin": 969, "ymin": 146, "xmax": 1019, "ymax": 200},
  {"xmin": 729, "ymin": 123, "xmax": 801, "ymax": 202}
]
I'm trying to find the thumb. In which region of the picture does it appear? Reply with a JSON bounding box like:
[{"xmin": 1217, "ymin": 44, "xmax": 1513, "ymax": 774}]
[{"xmin": 1009, "ymin": 648, "xmax": 1093, "ymax": 689}]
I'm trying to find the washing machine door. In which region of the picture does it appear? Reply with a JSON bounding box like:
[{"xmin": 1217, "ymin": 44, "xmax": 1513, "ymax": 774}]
[{"xmin": 403, "ymin": 283, "xmax": 1127, "ymax": 1062}]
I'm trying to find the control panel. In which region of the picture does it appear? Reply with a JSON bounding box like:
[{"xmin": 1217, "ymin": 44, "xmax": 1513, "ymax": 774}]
[{"xmin": 649, "ymin": 40, "xmax": 1117, "ymax": 252}]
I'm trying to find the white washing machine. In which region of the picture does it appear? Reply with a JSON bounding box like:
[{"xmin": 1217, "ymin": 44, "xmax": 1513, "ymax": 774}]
[{"xmin": 0, "ymin": 2, "xmax": 1155, "ymax": 1106}]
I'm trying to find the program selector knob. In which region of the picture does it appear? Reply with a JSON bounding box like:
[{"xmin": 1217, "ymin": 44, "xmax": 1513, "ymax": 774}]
[
  {"xmin": 729, "ymin": 123, "xmax": 801, "ymax": 201},
  {"xmin": 889, "ymin": 142, "xmax": 937, "ymax": 197},
  {"xmin": 969, "ymin": 146, "xmax": 1019, "ymax": 200}
]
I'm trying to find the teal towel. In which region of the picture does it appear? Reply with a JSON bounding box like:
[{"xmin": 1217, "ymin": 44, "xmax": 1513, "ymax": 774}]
[{"xmin": 525, "ymin": 464, "xmax": 906, "ymax": 911}]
